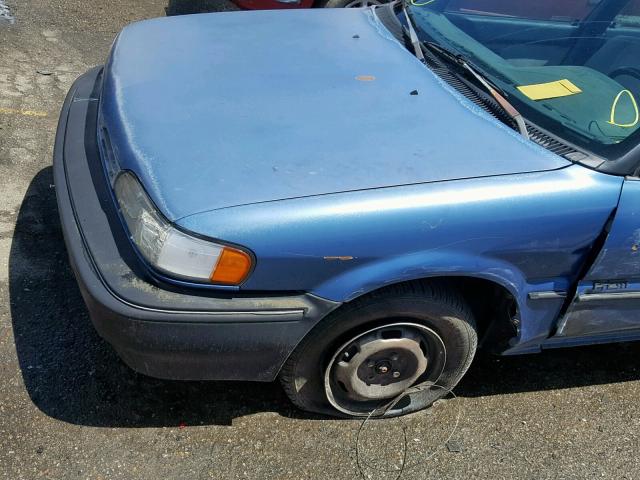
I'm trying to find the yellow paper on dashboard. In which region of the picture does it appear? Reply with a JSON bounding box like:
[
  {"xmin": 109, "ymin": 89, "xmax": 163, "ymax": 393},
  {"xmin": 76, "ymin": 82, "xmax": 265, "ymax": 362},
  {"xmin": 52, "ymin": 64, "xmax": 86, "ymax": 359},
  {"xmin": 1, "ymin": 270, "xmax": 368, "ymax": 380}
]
[{"xmin": 517, "ymin": 79, "xmax": 582, "ymax": 101}]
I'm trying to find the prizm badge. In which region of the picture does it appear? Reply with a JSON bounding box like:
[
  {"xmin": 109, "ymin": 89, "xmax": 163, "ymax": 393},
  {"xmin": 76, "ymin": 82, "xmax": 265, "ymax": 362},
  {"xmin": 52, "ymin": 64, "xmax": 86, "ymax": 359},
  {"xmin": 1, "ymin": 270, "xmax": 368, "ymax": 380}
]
[{"xmin": 593, "ymin": 281, "xmax": 629, "ymax": 292}]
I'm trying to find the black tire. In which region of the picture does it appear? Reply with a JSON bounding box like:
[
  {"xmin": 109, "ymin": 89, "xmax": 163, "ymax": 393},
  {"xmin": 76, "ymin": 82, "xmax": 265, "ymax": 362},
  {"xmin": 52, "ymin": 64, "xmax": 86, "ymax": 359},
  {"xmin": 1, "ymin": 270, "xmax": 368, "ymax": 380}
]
[{"xmin": 279, "ymin": 281, "xmax": 477, "ymax": 418}]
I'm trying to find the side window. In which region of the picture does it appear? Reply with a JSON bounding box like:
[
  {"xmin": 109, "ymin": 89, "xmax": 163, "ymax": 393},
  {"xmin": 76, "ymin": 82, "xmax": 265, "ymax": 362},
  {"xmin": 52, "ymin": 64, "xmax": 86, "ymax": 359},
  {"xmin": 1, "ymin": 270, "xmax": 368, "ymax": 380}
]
[{"xmin": 445, "ymin": 0, "xmax": 597, "ymax": 22}]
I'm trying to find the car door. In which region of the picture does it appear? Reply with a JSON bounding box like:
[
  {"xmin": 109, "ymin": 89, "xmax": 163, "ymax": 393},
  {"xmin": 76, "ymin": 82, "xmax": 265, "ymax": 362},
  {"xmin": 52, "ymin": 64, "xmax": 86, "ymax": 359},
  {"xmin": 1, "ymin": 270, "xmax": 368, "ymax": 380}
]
[{"xmin": 554, "ymin": 177, "xmax": 640, "ymax": 341}]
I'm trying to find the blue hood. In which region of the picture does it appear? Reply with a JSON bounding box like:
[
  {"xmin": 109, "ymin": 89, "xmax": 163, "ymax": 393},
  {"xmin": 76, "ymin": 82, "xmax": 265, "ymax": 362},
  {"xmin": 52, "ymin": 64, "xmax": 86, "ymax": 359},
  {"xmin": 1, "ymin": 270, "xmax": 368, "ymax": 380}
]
[{"xmin": 100, "ymin": 8, "xmax": 569, "ymax": 221}]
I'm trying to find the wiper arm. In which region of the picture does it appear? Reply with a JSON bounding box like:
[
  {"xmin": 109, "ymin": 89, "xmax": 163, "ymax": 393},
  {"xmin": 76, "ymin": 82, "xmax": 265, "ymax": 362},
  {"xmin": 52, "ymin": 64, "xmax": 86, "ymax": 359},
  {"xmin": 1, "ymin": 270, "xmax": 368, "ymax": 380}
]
[
  {"xmin": 424, "ymin": 41, "xmax": 529, "ymax": 139},
  {"xmin": 401, "ymin": 1, "xmax": 425, "ymax": 63},
  {"xmin": 399, "ymin": 5, "xmax": 528, "ymax": 138},
  {"xmin": 460, "ymin": 58, "xmax": 529, "ymax": 139}
]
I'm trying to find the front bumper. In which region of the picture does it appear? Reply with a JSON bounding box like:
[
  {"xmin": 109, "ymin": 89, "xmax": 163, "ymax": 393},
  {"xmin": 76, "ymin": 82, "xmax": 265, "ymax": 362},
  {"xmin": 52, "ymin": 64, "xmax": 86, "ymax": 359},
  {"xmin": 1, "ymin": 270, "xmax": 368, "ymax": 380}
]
[{"xmin": 53, "ymin": 67, "xmax": 339, "ymax": 381}]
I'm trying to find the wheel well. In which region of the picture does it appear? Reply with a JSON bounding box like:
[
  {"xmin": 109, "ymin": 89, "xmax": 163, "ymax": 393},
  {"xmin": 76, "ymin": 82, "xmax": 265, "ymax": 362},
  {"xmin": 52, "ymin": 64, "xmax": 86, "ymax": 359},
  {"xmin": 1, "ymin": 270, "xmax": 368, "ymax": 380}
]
[
  {"xmin": 440, "ymin": 277, "xmax": 519, "ymax": 352},
  {"xmin": 347, "ymin": 277, "xmax": 519, "ymax": 353}
]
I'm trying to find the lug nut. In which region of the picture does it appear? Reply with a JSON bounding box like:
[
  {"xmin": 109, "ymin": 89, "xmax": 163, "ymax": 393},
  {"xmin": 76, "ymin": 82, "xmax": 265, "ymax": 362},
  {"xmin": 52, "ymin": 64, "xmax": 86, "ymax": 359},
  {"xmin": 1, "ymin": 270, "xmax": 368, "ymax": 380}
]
[
  {"xmin": 378, "ymin": 365, "xmax": 389, "ymax": 374},
  {"xmin": 392, "ymin": 371, "xmax": 401, "ymax": 378}
]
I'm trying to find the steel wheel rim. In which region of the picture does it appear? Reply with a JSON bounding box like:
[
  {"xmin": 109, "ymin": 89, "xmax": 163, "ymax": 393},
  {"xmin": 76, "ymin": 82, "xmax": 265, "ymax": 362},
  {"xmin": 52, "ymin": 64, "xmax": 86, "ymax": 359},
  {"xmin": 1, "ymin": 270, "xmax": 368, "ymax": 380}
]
[{"xmin": 324, "ymin": 322, "xmax": 446, "ymax": 417}]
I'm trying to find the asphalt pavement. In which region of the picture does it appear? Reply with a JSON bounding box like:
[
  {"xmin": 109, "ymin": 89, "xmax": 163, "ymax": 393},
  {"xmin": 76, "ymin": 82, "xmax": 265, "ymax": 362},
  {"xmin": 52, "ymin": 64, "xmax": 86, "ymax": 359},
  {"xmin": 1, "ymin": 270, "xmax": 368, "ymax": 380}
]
[{"xmin": 1, "ymin": 1, "xmax": 640, "ymax": 478}]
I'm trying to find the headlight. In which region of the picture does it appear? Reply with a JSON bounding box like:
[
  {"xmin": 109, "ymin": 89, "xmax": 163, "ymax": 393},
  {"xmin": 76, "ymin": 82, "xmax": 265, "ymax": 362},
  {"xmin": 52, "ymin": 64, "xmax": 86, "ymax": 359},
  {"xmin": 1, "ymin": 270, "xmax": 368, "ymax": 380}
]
[{"xmin": 114, "ymin": 172, "xmax": 252, "ymax": 285}]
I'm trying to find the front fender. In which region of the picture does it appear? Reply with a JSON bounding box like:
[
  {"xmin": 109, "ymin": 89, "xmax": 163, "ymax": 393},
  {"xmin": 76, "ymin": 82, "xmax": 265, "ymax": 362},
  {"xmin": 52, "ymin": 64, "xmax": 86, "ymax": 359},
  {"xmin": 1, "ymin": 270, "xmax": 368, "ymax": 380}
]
[{"xmin": 178, "ymin": 165, "xmax": 622, "ymax": 350}]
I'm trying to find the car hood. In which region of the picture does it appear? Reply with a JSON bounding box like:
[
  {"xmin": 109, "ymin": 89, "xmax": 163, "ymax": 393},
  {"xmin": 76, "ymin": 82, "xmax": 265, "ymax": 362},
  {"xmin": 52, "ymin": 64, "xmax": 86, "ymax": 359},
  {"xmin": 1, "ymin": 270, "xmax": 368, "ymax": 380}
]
[{"xmin": 100, "ymin": 8, "xmax": 569, "ymax": 221}]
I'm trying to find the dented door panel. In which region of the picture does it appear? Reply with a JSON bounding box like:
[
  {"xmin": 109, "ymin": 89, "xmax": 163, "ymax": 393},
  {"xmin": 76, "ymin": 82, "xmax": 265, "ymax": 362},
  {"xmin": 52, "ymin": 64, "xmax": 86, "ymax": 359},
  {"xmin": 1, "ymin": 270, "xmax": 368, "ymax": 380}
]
[{"xmin": 555, "ymin": 179, "xmax": 640, "ymax": 340}]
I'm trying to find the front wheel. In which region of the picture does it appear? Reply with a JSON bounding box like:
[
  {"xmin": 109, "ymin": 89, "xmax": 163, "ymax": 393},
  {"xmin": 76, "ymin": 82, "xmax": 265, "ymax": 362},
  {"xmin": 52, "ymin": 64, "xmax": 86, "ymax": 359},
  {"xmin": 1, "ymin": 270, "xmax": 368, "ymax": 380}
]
[{"xmin": 279, "ymin": 282, "xmax": 477, "ymax": 418}]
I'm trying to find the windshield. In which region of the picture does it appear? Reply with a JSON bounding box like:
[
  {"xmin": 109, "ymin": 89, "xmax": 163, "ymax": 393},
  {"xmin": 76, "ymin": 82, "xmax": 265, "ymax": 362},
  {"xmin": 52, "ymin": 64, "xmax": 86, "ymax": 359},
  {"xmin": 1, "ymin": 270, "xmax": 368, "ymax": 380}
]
[{"xmin": 408, "ymin": 0, "xmax": 640, "ymax": 161}]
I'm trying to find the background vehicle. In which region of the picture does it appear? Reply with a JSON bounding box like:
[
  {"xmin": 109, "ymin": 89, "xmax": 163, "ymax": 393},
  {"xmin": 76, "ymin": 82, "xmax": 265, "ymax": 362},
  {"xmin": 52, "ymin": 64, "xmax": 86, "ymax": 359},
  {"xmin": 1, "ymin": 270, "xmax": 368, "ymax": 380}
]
[
  {"xmin": 232, "ymin": 0, "xmax": 640, "ymax": 15},
  {"xmin": 55, "ymin": 0, "xmax": 640, "ymax": 418}
]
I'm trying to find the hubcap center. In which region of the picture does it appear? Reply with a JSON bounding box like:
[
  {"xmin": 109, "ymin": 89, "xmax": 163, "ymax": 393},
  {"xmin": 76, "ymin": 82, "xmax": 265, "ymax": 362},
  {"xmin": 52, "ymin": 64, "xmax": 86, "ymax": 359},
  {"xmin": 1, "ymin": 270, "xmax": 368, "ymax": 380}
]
[{"xmin": 375, "ymin": 361, "xmax": 392, "ymax": 375}]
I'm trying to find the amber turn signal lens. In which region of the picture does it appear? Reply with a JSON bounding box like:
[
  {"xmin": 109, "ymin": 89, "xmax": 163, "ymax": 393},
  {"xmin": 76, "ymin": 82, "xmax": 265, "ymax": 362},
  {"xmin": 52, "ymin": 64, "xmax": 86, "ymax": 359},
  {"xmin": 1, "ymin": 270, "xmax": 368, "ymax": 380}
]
[{"xmin": 210, "ymin": 247, "xmax": 252, "ymax": 285}]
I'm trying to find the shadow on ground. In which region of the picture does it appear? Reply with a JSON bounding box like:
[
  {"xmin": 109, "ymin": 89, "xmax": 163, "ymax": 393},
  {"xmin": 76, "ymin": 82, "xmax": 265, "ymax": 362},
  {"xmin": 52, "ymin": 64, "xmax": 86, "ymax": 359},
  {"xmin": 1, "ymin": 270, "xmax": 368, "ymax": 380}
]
[
  {"xmin": 9, "ymin": 168, "xmax": 299, "ymax": 428},
  {"xmin": 9, "ymin": 168, "xmax": 640, "ymax": 427}
]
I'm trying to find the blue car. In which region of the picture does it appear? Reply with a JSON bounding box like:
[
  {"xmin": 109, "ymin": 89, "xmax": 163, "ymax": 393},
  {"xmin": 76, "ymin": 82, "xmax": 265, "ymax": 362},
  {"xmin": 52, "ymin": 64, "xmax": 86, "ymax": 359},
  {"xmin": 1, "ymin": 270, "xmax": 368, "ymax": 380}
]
[{"xmin": 54, "ymin": 0, "xmax": 640, "ymax": 417}]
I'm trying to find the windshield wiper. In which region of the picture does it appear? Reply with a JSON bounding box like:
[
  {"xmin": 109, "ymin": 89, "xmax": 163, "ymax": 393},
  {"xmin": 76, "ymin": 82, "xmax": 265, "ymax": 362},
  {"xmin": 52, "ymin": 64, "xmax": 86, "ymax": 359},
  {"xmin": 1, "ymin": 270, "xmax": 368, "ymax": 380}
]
[
  {"xmin": 423, "ymin": 41, "xmax": 529, "ymax": 139},
  {"xmin": 401, "ymin": 1, "xmax": 425, "ymax": 63},
  {"xmin": 399, "ymin": 5, "xmax": 529, "ymax": 139}
]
